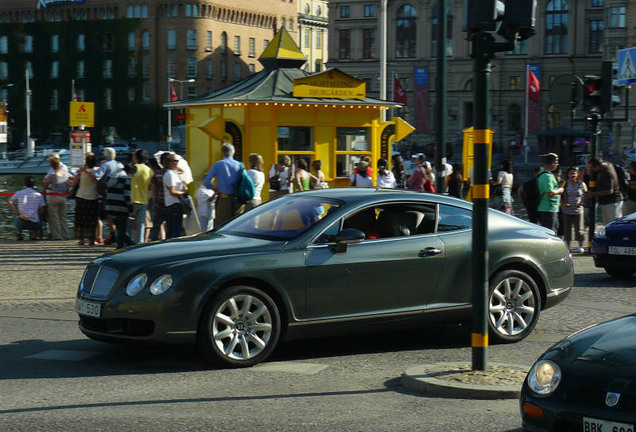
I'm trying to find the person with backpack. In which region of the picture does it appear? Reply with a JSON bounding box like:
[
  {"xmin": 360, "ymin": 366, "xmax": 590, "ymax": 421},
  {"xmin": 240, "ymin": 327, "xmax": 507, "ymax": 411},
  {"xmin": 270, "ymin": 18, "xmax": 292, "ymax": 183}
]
[
  {"xmin": 560, "ymin": 166, "xmax": 587, "ymax": 253},
  {"xmin": 204, "ymin": 142, "xmax": 243, "ymax": 226},
  {"xmin": 517, "ymin": 166, "xmax": 543, "ymax": 224},
  {"xmin": 537, "ymin": 153, "xmax": 564, "ymax": 231},
  {"xmin": 586, "ymin": 156, "xmax": 622, "ymax": 223}
]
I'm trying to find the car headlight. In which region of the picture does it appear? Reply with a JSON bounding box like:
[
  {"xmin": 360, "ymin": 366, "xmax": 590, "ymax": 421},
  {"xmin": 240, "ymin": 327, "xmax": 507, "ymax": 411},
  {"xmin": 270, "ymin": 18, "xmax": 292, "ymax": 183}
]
[
  {"xmin": 528, "ymin": 360, "xmax": 561, "ymax": 395},
  {"xmin": 596, "ymin": 226, "xmax": 607, "ymax": 239},
  {"xmin": 150, "ymin": 274, "xmax": 173, "ymax": 296},
  {"xmin": 126, "ymin": 274, "xmax": 148, "ymax": 297}
]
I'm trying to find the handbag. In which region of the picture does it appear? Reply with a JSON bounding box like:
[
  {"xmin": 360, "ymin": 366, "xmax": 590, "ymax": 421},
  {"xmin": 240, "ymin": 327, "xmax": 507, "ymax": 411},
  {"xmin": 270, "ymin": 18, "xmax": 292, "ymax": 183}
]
[
  {"xmin": 269, "ymin": 165, "xmax": 281, "ymax": 191},
  {"xmin": 178, "ymin": 194, "xmax": 194, "ymax": 214}
]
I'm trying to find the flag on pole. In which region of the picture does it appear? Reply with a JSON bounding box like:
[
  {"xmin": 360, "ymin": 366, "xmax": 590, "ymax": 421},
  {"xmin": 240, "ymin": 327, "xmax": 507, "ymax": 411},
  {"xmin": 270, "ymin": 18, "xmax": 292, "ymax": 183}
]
[
  {"xmin": 528, "ymin": 70, "xmax": 540, "ymax": 102},
  {"xmin": 170, "ymin": 83, "xmax": 178, "ymax": 102},
  {"xmin": 393, "ymin": 76, "xmax": 407, "ymax": 105}
]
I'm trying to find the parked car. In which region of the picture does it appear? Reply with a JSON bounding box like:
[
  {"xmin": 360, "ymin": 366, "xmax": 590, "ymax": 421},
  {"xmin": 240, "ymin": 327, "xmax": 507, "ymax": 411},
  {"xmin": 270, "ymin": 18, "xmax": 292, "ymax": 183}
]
[
  {"xmin": 520, "ymin": 314, "xmax": 636, "ymax": 431},
  {"xmin": 591, "ymin": 212, "xmax": 636, "ymax": 278},
  {"xmin": 75, "ymin": 189, "xmax": 573, "ymax": 367}
]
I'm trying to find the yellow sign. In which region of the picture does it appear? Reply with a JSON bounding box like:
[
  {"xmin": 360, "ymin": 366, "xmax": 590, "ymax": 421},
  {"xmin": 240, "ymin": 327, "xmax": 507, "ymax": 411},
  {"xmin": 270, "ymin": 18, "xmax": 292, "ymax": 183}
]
[
  {"xmin": 0, "ymin": 102, "xmax": 6, "ymax": 122},
  {"xmin": 293, "ymin": 69, "xmax": 366, "ymax": 99},
  {"xmin": 69, "ymin": 101, "xmax": 95, "ymax": 127}
]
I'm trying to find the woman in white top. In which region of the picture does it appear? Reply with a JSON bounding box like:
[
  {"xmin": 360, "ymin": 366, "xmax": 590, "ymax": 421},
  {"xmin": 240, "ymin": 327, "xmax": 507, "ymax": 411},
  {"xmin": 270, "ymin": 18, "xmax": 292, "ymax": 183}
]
[
  {"xmin": 492, "ymin": 160, "xmax": 514, "ymax": 214},
  {"xmin": 246, "ymin": 153, "xmax": 265, "ymax": 210},
  {"xmin": 163, "ymin": 155, "xmax": 188, "ymax": 239},
  {"xmin": 350, "ymin": 160, "xmax": 373, "ymax": 187},
  {"xmin": 268, "ymin": 155, "xmax": 291, "ymax": 200},
  {"xmin": 376, "ymin": 158, "xmax": 397, "ymax": 188}
]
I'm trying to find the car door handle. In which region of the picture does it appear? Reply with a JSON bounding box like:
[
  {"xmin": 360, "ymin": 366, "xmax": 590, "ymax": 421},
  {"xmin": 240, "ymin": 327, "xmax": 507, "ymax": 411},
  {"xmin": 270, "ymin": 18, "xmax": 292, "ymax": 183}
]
[{"xmin": 418, "ymin": 247, "xmax": 442, "ymax": 257}]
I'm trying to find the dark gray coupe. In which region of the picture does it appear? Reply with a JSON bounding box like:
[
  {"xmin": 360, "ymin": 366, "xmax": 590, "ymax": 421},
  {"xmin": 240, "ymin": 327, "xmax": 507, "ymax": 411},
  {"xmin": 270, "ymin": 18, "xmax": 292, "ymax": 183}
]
[{"xmin": 76, "ymin": 188, "xmax": 573, "ymax": 367}]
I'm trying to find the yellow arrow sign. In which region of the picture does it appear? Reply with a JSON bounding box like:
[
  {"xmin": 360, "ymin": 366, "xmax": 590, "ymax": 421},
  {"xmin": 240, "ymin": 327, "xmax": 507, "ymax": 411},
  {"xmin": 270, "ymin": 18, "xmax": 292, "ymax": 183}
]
[
  {"xmin": 391, "ymin": 116, "xmax": 416, "ymax": 142},
  {"xmin": 69, "ymin": 101, "xmax": 95, "ymax": 127},
  {"xmin": 198, "ymin": 115, "xmax": 225, "ymax": 140}
]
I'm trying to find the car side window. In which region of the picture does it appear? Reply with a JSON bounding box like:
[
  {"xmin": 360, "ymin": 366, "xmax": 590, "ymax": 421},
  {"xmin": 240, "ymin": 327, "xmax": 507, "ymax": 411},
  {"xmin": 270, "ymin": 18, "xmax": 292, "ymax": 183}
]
[
  {"xmin": 374, "ymin": 204, "xmax": 436, "ymax": 239},
  {"xmin": 438, "ymin": 205, "xmax": 472, "ymax": 232}
]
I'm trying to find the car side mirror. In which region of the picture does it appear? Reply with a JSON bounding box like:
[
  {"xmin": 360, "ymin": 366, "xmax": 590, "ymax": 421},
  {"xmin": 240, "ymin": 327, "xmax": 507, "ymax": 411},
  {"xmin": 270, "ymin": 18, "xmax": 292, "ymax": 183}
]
[{"xmin": 333, "ymin": 228, "xmax": 365, "ymax": 253}]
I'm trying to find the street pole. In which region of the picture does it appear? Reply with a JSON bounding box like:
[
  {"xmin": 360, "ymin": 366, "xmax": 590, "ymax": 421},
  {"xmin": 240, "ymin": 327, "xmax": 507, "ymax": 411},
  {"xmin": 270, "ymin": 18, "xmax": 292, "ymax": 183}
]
[
  {"xmin": 587, "ymin": 110, "xmax": 601, "ymax": 249},
  {"xmin": 379, "ymin": 0, "xmax": 387, "ymax": 122},
  {"xmin": 167, "ymin": 76, "xmax": 172, "ymax": 151},
  {"xmin": 25, "ymin": 67, "xmax": 33, "ymax": 157},
  {"xmin": 435, "ymin": 0, "xmax": 447, "ymax": 193}
]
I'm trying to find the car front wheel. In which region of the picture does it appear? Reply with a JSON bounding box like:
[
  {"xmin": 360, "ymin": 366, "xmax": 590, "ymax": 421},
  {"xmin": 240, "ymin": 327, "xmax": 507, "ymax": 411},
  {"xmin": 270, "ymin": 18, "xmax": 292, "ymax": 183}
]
[
  {"xmin": 488, "ymin": 269, "xmax": 541, "ymax": 343},
  {"xmin": 198, "ymin": 286, "xmax": 281, "ymax": 368}
]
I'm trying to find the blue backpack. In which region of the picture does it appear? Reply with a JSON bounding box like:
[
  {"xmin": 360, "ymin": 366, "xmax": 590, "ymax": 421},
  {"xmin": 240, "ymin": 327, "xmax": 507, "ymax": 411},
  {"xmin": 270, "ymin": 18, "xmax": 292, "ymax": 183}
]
[{"xmin": 235, "ymin": 163, "xmax": 255, "ymax": 204}]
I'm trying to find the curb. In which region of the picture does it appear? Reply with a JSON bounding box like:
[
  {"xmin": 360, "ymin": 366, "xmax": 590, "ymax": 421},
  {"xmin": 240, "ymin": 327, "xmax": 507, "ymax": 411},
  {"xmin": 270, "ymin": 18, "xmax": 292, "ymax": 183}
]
[{"xmin": 402, "ymin": 362, "xmax": 529, "ymax": 400}]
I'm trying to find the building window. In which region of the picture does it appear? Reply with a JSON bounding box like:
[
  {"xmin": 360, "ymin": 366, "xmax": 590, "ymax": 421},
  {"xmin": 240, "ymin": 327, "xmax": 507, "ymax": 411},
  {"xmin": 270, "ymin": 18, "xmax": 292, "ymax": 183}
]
[
  {"xmin": 431, "ymin": 3, "xmax": 453, "ymax": 57},
  {"xmin": 166, "ymin": 4, "xmax": 178, "ymax": 17},
  {"xmin": 277, "ymin": 126, "xmax": 314, "ymax": 171},
  {"xmin": 316, "ymin": 5, "xmax": 321, "ymax": 16},
  {"xmin": 206, "ymin": 31, "xmax": 213, "ymax": 51},
  {"xmin": 589, "ymin": 20, "xmax": 603, "ymax": 53},
  {"xmin": 249, "ymin": 38, "xmax": 255, "ymax": 57},
  {"xmin": 103, "ymin": 59, "xmax": 113, "ymax": 78},
  {"xmin": 104, "ymin": 88, "xmax": 112, "ymax": 110},
  {"xmin": 221, "ymin": 32, "xmax": 228, "ymax": 52},
  {"xmin": 103, "ymin": 33, "xmax": 114, "ymax": 51},
  {"xmin": 51, "ymin": 61, "xmax": 59, "ymax": 79},
  {"xmin": 221, "ymin": 59, "xmax": 227, "ymax": 81},
  {"xmin": 508, "ymin": 104, "xmax": 521, "ymax": 131},
  {"xmin": 264, "ymin": 39, "xmax": 269, "ymax": 49},
  {"xmin": 335, "ymin": 127, "xmax": 370, "ymax": 177},
  {"xmin": 0, "ymin": 62, "xmax": 7, "ymax": 80},
  {"xmin": 187, "ymin": 57, "xmax": 197, "ymax": 78},
  {"xmin": 25, "ymin": 62, "xmax": 33, "ymax": 79},
  {"xmin": 128, "ymin": 59, "xmax": 136, "ymax": 77},
  {"xmin": 509, "ymin": 76, "xmax": 521, "ymax": 90},
  {"xmin": 128, "ymin": 32, "xmax": 135, "ymax": 51},
  {"xmin": 142, "ymin": 58, "xmax": 149, "ymax": 78},
  {"xmin": 362, "ymin": 29, "xmax": 375, "ymax": 59},
  {"xmin": 50, "ymin": 89, "xmax": 58, "ymax": 111},
  {"xmin": 289, "ymin": 19, "xmax": 294, "ymax": 31},
  {"xmin": 396, "ymin": 5, "xmax": 417, "ymax": 58},
  {"xmin": 0, "ymin": 36, "xmax": 7, "ymax": 54},
  {"xmin": 187, "ymin": 86, "xmax": 196, "ymax": 98},
  {"xmin": 234, "ymin": 35, "xmax": 241, "ymax": 55},
  {"xmin": 77, "ymin": 34, "xmax": 85, "ymax": 51},
  {"xmin": 168, "ymin": 29, "xmax": 176, "ymax": 50},
  {"xmin": 249, "ymin": 64, "xmax": 255, "ymax": 74},
  {"xmin": 340, "ymin": 5, "xmax": 350, "ymax": 18},
  {"xmin": 128, "ymin": 88, "xmax": 135, "ymax": 102},
  {"xmin": 234, "ymin": 62, "xmax": 241, "ymax": 81},
  {"xmin": 316, "ymin": 31, "xmax": 322, "ymax": 49},
  {"xmin": 304, "ymin": 29, "xmax": 310, "ymax": 49},
  {"xmin": 77, "ymin": 61, "xmax": 85, "ymax": 78},
  {"xmin": 339, "ymin": 29, "xmax": 351, "ymax": 59},
  {"xmin": 206, "ymin": 58, "xmax": 213, "ymax": 79},
  {"xmin": 142, "ymin": 31, "xmax": 150, "ymax": 51},
  {"xmin": 304, "ymin": 3, "xmax": 310, "ymax": 14},
  {"xmin": 506, "ymin": 39, "xmax": 528, "ymax": 55},
  {"xmin": 547, "ymin": 105, "xmax": 560, "ymax": 128},
  {"xmin": 24, "ymin": 35, "xmax": 33, "ymax": 53},
  {"xmin": 77, "ymin": 88, "xmax": 85, "ymax": 101},
  {"xmin": 168, "ymin": 58, "xmax": 176, "ymax": 78},
  {"xmin": 364, "ymin": 5, "xmax": 375, "ymax": 17},
  {"xmin": 591, "ymin": 0, "xmax": 603, "ymax": 6},
  {"xmin": 545, "ymin": 0, "xmax": 569, "ymax": 54},
  {"xmin": 609, "ymin": 7, "xmax": 626, "ymax": 28},
  {"xmin": 142, "ymin": 5, "xmax": 149, "ymax": 18},
  {"xmin": 142, "ymin": 86, "xmax": 150, "ymax": 102},
  {"xmin": 187, "ymin": 29, "xmax": 197, "ymax": 50},
  {"xmin": 281, "ymin": 18, "xmax": 286, "ymax": 30},
  {"xmin": 51, "ymin": 34, "xmax": 59, "ymax": 53}
]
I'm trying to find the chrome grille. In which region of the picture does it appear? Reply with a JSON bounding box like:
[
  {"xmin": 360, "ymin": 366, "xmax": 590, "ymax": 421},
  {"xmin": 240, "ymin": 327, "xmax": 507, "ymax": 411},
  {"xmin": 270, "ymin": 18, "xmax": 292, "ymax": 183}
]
[{"xmin": 80, "ymin": 266, "xmax": 120, "ymax": 299}]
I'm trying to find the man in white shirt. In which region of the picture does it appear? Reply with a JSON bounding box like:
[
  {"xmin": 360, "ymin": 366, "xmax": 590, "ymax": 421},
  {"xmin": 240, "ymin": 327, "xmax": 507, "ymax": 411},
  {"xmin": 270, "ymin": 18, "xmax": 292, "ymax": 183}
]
[{"xmin": 8, "ymin": 176, "xmax": 46, "ymax": 241}]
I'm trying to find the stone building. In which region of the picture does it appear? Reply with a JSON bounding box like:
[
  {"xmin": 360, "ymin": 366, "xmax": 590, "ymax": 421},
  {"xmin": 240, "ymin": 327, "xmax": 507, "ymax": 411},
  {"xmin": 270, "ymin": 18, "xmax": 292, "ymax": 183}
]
[{"xmin": 298, "ymin": 0, "xmax": 329, "ymax": 73}]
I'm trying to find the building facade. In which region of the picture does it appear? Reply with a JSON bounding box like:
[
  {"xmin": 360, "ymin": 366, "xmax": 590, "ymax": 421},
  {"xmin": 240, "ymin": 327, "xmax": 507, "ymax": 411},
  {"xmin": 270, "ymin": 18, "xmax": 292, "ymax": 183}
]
[
  {"xmin": 326, "ymin": 0, "xmax": 633, "ymax": 158},
  {"xmin": 0, "ymin": 0, "xmax": 299, "ymax": 147},
  {"xmin": 297, "ymin": 0, "xmax": 329, "ymax": 73}
]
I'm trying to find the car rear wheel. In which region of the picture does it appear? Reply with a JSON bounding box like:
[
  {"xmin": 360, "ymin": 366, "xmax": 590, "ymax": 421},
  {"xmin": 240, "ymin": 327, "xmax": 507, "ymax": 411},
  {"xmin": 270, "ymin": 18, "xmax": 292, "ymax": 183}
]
[
  {"xmin": 604, "ymin": 267, "xmax": 636, "ymax": 278},
  {"xmin": 488, "ymin": 269, "xmax": 541, "ymax": 343},
  {"xmin": 198, "ymin": 286, "xmax": 281, "ymax": 368}
]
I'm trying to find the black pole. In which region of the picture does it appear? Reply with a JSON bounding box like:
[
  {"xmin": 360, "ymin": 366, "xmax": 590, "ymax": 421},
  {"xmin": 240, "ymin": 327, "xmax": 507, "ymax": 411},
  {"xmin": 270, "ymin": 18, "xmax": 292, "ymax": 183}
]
[
  {"xmin": 435, "ymin": 0, "xmax": 447, "ymax": 193},
  {"xmin": 470, "ymin": 31, "xmax": 494, "ymax": 371},
  {"xmin": 587, "ymin": 111, "xmax": 601, "ymax": 248}
]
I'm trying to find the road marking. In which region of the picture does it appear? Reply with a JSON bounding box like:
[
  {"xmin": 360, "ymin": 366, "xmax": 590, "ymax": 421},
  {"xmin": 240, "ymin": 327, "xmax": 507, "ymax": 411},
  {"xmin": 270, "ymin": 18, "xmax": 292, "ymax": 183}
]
[
  {"xmin": 24, "ymin": 350, "xmax": 100, "ymax": 361},
  {"xmin": 252, "ymin": 362, "xmax": 329, "ymax": 374}
]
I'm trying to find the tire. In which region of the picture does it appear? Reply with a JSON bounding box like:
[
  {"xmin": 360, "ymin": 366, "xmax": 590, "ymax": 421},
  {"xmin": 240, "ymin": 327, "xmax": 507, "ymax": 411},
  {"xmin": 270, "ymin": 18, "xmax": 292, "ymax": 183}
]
[
  {"xmin": 198, "ymin": 285, "xmax": 281, "ymax": 368},
  {"xmin": 604, "ymin": 267, "xmax": 636, "ymax": 278},
  {"xmin": 488, "ymin": 269, "xmax": 541, "ymax": 343}
]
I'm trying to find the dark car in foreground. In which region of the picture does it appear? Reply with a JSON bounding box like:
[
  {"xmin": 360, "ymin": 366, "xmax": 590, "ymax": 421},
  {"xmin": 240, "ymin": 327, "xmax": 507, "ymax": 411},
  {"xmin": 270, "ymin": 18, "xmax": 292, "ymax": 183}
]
[
  {"xmin": 591, "ymin": 212, "xmax": 636, "ymax": 278},
  {"xmin": 521, "ymin": 314, "xmax": 636, "ymax": 431},
  {"xmin": 75, "ymin": 188, "xmax": 573, "ymax": 367}
]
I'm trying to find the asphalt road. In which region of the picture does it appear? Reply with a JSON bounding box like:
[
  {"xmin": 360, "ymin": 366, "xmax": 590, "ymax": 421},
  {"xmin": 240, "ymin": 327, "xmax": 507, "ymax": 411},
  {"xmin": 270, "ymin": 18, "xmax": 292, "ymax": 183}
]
[{"xmin": 0, "ymin": 240, "xmax": 634, "ymax": 432}]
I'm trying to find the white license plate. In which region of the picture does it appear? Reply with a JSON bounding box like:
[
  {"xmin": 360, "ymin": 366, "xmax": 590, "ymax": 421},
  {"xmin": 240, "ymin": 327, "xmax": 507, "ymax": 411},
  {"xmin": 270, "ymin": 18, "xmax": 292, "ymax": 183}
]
[
  {"xmin": 583, "ymin": 417, "xmax": 634, "ymax": 432},
  {"xmin": 608, "ymin": 246, "xmax": 636, "ymax": 256},
  {"xmin": 75, "ymin": 298, "xmax": 101, "ymax": 318}
]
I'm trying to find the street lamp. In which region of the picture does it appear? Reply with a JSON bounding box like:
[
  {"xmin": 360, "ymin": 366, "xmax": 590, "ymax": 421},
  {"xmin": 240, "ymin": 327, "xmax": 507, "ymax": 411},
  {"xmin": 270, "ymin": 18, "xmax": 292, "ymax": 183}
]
[{"xmin": 167, "ymin": 77, "xmax": 195, "ymax": 151}]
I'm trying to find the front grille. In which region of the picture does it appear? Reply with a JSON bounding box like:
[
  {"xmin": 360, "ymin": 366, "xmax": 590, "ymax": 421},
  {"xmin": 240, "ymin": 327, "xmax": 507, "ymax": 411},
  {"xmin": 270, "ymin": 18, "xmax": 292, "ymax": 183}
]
[
  {"xmin": 567, "ymin": 388, "xmax": 636, "ymax": 411},
  {"xmin": 80, "ymin": 266, "xmax": 120, "ymax": 299},
  {"xmin": 80, "ymin": 316, "xmax": 155, "ymax": 337}
]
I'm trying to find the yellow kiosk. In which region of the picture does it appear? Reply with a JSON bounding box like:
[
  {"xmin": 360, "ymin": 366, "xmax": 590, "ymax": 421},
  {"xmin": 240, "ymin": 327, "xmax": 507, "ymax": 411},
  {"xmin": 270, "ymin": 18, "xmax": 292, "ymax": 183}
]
[{"xmin": 166, "ymin": 28, "xmax": 415, "ymax": 199}]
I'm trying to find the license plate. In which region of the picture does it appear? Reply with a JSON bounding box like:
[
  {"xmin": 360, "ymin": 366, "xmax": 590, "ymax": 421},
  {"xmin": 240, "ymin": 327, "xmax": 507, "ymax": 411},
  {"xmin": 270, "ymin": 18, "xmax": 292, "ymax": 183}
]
[
  {"xmin": 608, "ymin": 246, "xmax": 636, "ymax": 256},
  {"xmin": 583, "ymin": 417, "xmax": 634, "ymax": 432},
  {"xmin": 75, "ymin": 298, "xmax": 101, "ymax": 318}
]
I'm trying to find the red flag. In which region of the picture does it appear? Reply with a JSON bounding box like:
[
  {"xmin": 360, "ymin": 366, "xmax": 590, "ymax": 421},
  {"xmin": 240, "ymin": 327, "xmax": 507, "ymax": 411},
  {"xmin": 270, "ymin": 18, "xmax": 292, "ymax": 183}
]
[
  {"xmin": 528, "ymin": 71, "xmax": 540, "ymax": 102},
  {"xmin": 169, "ymin": 83, "xmax": 178, "ymax": 102},
  {"xmin": 72, "ymin": 88, "xmax": 78, "ymax": 101},
  {"xmin": 394, "ymin": 76, "xmax": 407, "ymax": 105}
]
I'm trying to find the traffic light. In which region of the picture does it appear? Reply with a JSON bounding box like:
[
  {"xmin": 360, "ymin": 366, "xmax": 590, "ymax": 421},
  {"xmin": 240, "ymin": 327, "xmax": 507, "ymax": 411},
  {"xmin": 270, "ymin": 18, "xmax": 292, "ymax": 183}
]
[
  {"xmin": 583, "ymin": 76, "xmax": 602, "ymax": 111},
  {"xmin": 464, "ymin": 0, "xmax": 537, "ymax": 39},
  {"xmin": 601, "ymin": 60, "xmax": 622, "ymax": 114},
  {"xmin": 463, "ymin": 0, "xmax": 505, "ymax": 33}
]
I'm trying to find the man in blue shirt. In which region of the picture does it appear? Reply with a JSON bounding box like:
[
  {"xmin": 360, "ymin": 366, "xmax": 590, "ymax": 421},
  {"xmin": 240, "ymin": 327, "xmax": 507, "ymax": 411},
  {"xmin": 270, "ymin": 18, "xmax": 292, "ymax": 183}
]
[{"xmin": 204, "ymin": 142, "xmax": 243, "ymax": 225}]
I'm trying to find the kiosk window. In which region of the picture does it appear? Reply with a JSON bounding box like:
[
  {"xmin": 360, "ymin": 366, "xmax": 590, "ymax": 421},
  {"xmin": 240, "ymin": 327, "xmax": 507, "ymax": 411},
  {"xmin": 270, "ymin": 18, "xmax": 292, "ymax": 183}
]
[
  {"xmin": 335, "ymin": 127, "xmax": 370, "ymax": 177},
  {"xmin": 278, "ymin": 127, "xmax": 313, "ymax": 152}
]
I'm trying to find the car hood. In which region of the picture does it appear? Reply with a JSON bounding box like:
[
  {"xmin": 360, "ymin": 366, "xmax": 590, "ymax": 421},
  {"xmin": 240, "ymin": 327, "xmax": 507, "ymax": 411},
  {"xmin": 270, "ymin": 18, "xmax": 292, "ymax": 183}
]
[
  {"xmin": 97, "ymin": 232, "xmax": 283, "ymax": 267},
  {"xmin": 546, "ymin": 315, "xmax": 636, "ymax": 371},
  {"xmin": 605, "ymin": 212, "xmax": 636, "ymax": 237}
]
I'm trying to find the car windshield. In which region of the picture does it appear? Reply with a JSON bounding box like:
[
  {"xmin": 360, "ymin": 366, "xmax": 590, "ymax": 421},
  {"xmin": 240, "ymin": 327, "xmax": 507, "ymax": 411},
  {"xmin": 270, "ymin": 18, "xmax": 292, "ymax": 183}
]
[{"xmin": 218, "ymin": 196, "xmax": 342, "ymax": 241}]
